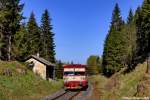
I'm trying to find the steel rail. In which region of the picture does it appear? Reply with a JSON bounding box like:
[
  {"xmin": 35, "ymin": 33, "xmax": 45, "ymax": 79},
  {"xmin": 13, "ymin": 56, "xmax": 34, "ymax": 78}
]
[{"xmin": 53, "ymin": 90, "xmax": 80, "ymax": 100}]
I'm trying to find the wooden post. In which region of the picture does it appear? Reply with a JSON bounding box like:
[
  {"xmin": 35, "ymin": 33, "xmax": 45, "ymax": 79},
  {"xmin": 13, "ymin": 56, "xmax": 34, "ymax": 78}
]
[
  {"xmin": 146, "ymin": 54, "xmax": 150, "ymax": 73},
  {"xmin": 53, "ymin": 66, "xmax": 56, "ymax": 80}
]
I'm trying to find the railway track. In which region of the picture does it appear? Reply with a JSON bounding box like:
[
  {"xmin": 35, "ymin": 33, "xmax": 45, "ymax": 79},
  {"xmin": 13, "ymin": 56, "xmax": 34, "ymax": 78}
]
[
  {"xmin": 53, "ymin": 90, "xmax": 80, "ymax": 100},
  {"xmin": 43, "ymin": 90, "xmax": 81, "ymax": 100}
]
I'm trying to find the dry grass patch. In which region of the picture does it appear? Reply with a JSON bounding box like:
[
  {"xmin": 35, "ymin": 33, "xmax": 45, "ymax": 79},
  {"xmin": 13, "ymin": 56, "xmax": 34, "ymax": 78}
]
[{"xmin": 89, "ymin": 62, "xmax": 147, "ymax": 100}]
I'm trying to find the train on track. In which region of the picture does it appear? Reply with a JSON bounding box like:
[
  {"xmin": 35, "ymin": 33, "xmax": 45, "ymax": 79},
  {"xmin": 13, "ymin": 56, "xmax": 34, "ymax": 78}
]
[{"xmin": 63, "ymin": 64, "xmax": 88, "ymax": 89}]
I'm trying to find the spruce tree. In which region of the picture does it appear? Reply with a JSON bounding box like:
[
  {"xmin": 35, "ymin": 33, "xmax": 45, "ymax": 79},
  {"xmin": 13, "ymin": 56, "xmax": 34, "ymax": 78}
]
[
  {"xmin": 141, "ymin": 0, "xmax": 150, "ymax": 55},
  {"xmin": 134, "ymin": 6, "xmax": 147, "ymax": 64},
  {"xmin": 123, "ymin": 9, "xmax": 137, "ymax": 69},
  {"xmin": 110, "ymin": 3, "xmax": 124, "ymax": 31},
  {"xmin": 102, "ymin": 3, "xmax": 125, "ymax": 76},
  {"xmin": 127, "ymin": 8, "xmax": 134, "ymax": 24},
  {"xmin": 40, "ymin": 9, "xmax": 56, "ymax": 63},
  {"xmin": 26, "ymin": 12, "xmax": 40, "ymax": 56},
  {"xmin": 13, "ymin": 23, "xmax": 28, "ymax": 60},
  {"xmin": 0, "ymin": 0, "xmax": 23, "ymax": 60}
]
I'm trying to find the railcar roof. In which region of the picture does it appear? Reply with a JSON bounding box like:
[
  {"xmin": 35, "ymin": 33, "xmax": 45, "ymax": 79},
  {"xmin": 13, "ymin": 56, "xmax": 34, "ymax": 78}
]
[{"xmin": 63, "ymin": 64, "xmax": 86, "ymax": 68}]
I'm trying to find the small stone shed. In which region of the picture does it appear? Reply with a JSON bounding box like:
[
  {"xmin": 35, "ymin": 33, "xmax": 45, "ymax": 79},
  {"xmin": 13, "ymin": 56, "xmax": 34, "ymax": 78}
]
[{"xmin": 26, "ymin": 55, "xmax": 56, "ymax": 80}]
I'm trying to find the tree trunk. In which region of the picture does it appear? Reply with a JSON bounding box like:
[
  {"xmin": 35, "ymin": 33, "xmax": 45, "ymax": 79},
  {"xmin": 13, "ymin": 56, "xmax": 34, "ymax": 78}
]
[
  {"xmin": 8, "ymin": 35, "xmax": 11, "ymax": 61},
  {"xmin": 0, "ymin": 44, "xmax": 1, "ymax": 59},
  {"xmin": 53, "ymin": 67, "xmax": 56, "ymax": 79},
  {"xmin": 0, "ymin": 49, "xmax": 1, "ymax": 60}
]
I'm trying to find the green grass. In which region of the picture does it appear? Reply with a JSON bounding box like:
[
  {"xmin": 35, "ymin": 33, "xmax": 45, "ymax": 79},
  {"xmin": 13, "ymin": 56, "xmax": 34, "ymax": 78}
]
[
  {"xmin": 0, "ymin": 61, "xmax": 63, "ymax": 100},
  {"xmin": 89, "ymin": 61, "xmax": 147, "ymax": 100}
]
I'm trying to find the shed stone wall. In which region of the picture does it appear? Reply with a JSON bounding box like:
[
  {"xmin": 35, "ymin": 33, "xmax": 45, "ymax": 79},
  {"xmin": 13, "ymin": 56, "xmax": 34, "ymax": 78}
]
[{"xmin": 27, "ymin": 58, "xmax": 46, "ymax": 79}]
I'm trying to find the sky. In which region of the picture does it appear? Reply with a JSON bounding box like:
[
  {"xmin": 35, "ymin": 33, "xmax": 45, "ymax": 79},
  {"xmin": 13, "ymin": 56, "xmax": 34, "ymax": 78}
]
[{"xmin": 21, "ymin": 0, "xmax": 143, "ymax": 64}]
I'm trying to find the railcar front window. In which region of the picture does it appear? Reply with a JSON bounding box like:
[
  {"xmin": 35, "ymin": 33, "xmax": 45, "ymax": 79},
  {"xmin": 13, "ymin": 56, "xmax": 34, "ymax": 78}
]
[{"xmin": 64, "ymin": 72, "xmax": 74, "ymax": 76}]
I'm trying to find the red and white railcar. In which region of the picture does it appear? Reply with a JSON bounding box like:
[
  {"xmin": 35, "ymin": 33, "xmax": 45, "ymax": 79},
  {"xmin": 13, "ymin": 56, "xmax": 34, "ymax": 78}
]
[{"xmin": 63, "ymin": 64, "xmax": 88, "ymax": 89}]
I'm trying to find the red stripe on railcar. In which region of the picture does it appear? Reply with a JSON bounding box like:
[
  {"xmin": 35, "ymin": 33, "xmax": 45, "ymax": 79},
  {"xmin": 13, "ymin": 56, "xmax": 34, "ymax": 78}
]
[
  {"xmin": 64, "ymin": 80, "xmax": 88, "ymax": 89},
  {"xmin": 63, "ymin": 64, "xmax": 86, "ymax": 68}
]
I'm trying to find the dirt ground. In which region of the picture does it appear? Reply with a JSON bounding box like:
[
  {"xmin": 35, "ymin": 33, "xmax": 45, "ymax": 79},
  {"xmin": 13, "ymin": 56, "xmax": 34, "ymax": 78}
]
[{"xmin": 86, "ymin": 84, "xmax": 101, "ymax": 100}]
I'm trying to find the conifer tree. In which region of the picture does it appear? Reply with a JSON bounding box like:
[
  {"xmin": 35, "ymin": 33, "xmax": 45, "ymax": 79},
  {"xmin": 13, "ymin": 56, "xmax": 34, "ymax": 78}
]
[
  {"xmin": 134, "ymin": 6, "xmax": 146, "ymax": 63},
  {"xmin": 127, "ymin": 8, "xmax": 134, "ymax": 24},
  {"xmin": 110, "ymin": 3, "xmax": 124, "ymax": 31},
  {"xmin": 141, "ymin": 0, "xmax": 150, "ymax": 55},
  {"xmin": 0, "ymin": 0, "xmax": 23, "ymax": 60},
  {"xmin": 133, "ymin": 1, "xmax": 150, "ymax": 64},
  {"xmin": 13, "ymin": 23, "xmax": 28, "ymax": 60},
  {"xmin": 40, "ymin": 9, "xmax": 56, "ymax": 63},
  {"xmin": 26, "ymin": 12, "xmax": 40, "ymax": 56},
  {"xmin": 123, "ymin": 9, "xmax": 137, "ymax": 69},
  {"xmin": 102, "ymin": 3, "xmax": 125, "ymax": 76}
]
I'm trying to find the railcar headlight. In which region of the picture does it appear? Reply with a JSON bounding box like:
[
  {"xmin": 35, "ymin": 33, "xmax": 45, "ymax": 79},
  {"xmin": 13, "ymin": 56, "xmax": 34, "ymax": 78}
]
[
  {"xmin": 64, "ymin": 80, "xmax": 68, "ymax": 83},
  {"xmin": 63, "ymin": 77, "xmax": 68, "ymax": 80},
  {"xmin": 81, "ymin": 77, "xmax": 85, "ymax": 80}
]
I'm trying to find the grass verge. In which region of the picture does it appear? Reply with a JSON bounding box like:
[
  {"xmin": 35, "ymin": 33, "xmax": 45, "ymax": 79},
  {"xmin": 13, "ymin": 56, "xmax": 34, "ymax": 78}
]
[{"xmin": 0, "ymin": 61, "xmax": 63, "ymax": 100}]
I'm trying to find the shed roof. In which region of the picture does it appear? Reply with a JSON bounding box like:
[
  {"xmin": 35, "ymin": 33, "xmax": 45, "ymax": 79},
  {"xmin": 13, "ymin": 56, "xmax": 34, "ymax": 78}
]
[{"xmin": 27, "ymin": 55, "xmax": 56, "ymax": 67}]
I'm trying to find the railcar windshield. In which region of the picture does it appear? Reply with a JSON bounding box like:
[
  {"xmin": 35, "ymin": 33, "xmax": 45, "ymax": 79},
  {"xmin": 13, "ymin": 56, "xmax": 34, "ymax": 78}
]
[
  {"xmin": 64, "ymin": 72, "xmax": 74, "ymax": 76},
  {"xmin": 74, "ymin": 72, "xmax": 85, "ymax": 75},
  {"xmin": 64, "ymin": 71, "xmax": 85, "ymax": 76}
]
